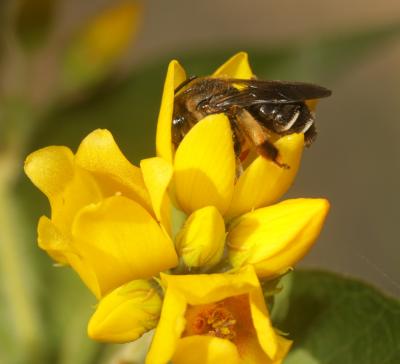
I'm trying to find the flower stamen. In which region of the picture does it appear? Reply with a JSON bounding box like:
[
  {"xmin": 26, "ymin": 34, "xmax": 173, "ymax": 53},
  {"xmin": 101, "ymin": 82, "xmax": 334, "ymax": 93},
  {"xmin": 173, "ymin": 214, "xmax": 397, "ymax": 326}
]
[{"xmin": 184, "ymin": 302, "xmax": 238, "ymax": 341}]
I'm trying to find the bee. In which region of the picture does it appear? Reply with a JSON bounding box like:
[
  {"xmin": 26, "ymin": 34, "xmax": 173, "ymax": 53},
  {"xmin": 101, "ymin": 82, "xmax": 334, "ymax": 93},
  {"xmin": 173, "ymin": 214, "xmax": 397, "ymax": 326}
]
[{"xmin": 172, "ymin": 76, "xmax": 331, "ymax": 168}]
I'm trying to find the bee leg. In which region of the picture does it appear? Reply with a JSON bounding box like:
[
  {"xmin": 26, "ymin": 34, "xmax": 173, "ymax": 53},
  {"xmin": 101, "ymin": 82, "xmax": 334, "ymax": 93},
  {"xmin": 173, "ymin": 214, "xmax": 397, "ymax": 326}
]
[
  {"xmin": 256, "ymin": 139, "xmax": 289, "ymax": 169},
  {"xmin": 235, "ymin": 108, "xmax": 289, "ymax": 169},
  {"xmin": 226, "ymin": 113, "xmax": 246, "ymax": 178},
  {"xmin": 230, "ymin": 121, "xmax": 242, "ymax": 157},
  {"xmin": 235, "ymin": 157, "xmax": 244, "ymax": 178}
]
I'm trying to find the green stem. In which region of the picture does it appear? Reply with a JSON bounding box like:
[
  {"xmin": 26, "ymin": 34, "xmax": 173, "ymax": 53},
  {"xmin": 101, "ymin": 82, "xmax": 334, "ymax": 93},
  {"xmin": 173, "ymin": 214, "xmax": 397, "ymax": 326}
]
[{"xmin": 0, "ymin": 173, "xmax": 44, "ymax": 363}]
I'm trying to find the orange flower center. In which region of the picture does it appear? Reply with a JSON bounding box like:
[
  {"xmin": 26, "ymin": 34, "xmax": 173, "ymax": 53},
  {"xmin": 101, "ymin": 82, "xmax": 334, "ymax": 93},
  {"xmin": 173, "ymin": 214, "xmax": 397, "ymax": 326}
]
[
  {"xmin": 183, "ymin": 294, "xmax": 252, "ymax": 343},
  {"xmin": 192, "ymin": 305, "xmax": 237, "ymax": 340},
  {"xmin": 183, "ymin": 294, "xmax": 273, "ymax": 361}
]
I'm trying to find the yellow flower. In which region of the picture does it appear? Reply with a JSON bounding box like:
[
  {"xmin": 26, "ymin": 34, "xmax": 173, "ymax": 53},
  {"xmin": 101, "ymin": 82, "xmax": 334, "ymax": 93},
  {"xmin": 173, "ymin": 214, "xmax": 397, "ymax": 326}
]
[
  {"xmin": 62, "ymin": 0, "xmax": 142, "ymax": 92},
  {"xmin": 146, "ymin": 265, "xmax": 291, "ymax": 364},
  {"xmin": 88, "ymin": 279, "xmax": 162, "ymax": 343},
  {"xmin": 143, "ymin": 52, "xmax": 329, "ymax": 277},
  {"xmin": 24, "ymin": 129, "xmax": 178, "ymax": 298}
]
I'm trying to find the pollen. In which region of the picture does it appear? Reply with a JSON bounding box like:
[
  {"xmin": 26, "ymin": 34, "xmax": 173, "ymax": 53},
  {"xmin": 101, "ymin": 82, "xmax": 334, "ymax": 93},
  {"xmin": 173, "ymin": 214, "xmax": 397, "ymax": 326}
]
[
  {"xmin": 184, "ymin": 303, "xmax": 237, "ymax": 340},
  {"xmin": 207, "ymin": 306, "xmax": 237, "ymax": 340},
  {"xmin": 183, "ymin": 294, "xmax": 254, "ymax": 345}
]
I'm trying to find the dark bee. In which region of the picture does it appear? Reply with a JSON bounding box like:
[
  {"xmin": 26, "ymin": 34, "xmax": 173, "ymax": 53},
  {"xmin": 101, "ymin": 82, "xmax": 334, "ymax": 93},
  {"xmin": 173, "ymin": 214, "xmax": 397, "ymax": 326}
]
[{"xmin": 172, "ymin": 77, "xmax": 331, "ymax": 168}]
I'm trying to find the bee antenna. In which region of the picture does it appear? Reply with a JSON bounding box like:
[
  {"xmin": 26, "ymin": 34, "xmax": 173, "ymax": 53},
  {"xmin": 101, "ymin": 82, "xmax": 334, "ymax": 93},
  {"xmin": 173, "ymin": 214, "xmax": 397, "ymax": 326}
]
[{"xmin": 174, "ymin": 76, "xmax": 198, "ymax": 94}]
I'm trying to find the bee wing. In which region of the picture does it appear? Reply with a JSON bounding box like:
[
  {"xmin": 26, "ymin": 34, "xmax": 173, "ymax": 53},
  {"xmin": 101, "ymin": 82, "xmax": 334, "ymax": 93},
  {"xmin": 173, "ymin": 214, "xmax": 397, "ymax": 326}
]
[{"xmin": 212, "ymin": 79, "xmax": 332, "ymax": 109}]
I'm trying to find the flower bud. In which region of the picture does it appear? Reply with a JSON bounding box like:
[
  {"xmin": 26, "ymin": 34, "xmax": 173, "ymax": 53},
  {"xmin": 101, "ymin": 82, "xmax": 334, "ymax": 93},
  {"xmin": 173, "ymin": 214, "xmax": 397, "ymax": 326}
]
[
  {"xmin": 88, "ymin": 279, "xmax": 161, "ymax": 343},
  {"xmin": 62, "ymin": 1, "xmax": 141, "ymax": 93},
  {"xmin": 175, "ymin": 206, "xmax": 226, "ymax": 268},
  {"xmin": 227, "ymin": 198, "xmax": 330, "ymax": 277}
]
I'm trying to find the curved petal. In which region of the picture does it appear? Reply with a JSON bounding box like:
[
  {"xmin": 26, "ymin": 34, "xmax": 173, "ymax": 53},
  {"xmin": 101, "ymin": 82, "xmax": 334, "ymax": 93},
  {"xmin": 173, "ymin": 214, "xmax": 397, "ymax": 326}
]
[
  {"xmin": 212, "ymin": 52, "xmax": 253, "ymax": 79},
  {"xmin": 228, "ymin": 198, "xmax": 330, "ymax": 277},
  {"xmin": 161, "ymin": 266, "xmax": 257, "ymax": 306},
  {"xmin": 175, "ymin": 206, "xmax": 225, "ymax": 268},
  {"xmin": 140, "ymin": 157, "xmax": 173, "ymax": 236},
  {"xmin": 25, "ymin": 146, "xmax": 103, "ymax": 231},
  {"xmin": 172, "ymin": 336, "xmax": 240, "ymax": 364},
  {"xmin": 71, "ymin": 195, "xmax": 178, "ymax": 297},
  {"xmin": 227, "ymin": 134, "xmax": 304, "ymax": 219},
  {"xmin": 37, "ymin": 217, "xmax": 102, "ymax": 295},
  {"xmin": 75, "ymin": 129, "xmax": 152, "ymax": 212},
  {"xmin": 249, "ymin": 279, "xmax": 279, "ymax": 359},
  {"xmin": 64, "ymin": 245, "xmax": 104, "ymax": 299},
  {"xmin": 53, "ymin": 168, "xmax": 103, "ymax": 230},
  {"xmin": 145, "ymin": 288, "xmax": 187, "ymax": 364},
  {"xmin": 88, "ymin": 279, "xmax": 161, "ymax": 343},
  {"xmin": 174, "ymin": 114, "xmax": 236, "ymax": 215},
  {"xmin": 156, "ymin": 60, "xmax": 187, "ymax": 163},
  {"xmin": 273, "ymin": 336, "xmax": 293, "ymax": 364},
  {"xmin": 24, "ymin": 146, "xmax": 75, "ymax": 197},
  {"xmin": 37, "ymin": 216, "xmax": 70, "ymax": 264}
]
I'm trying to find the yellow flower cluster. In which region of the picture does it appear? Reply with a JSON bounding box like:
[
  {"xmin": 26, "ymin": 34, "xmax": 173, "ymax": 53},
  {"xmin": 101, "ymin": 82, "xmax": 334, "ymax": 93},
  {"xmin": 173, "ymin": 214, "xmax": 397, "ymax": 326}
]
[{"xmin": 25, "ymin": 53, "xmax": 330, "ymax": 364}]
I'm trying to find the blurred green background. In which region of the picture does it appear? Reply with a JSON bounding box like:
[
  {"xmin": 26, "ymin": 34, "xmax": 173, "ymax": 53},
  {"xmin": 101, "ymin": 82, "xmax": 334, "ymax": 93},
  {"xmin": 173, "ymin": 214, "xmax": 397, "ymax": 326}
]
[{"xmin": 1, "ymin": 0, "xmax": 400, "ymax": 363}]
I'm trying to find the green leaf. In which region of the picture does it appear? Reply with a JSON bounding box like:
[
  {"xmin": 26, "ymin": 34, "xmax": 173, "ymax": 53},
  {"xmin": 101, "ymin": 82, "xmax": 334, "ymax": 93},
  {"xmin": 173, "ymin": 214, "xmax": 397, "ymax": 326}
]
[{"xmin": 272, "ymin": 270, "xmax": 400, "ymax": 364}]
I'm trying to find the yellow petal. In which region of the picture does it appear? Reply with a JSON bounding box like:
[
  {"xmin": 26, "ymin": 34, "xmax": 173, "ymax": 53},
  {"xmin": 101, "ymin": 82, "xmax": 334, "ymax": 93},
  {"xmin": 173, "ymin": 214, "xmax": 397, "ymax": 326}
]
[
  {"xmin": 37, "ymin": 216, "xmax": 70, "ymax": 264},
  {"xmin": 174, "ymin": 114, "xmax": 235, "ymax": 215},
  {"xmin": 24, "ymin": 146, "xmax": 75, "ymax": 197},
  {"xmin": 160, "ymin": 266, "xmax": 253, "ymax": 305},
  {"xmin": 71, "ymin": 195, "xmax": 178, "ymax": 297},
  {"xmin": 237, "ymin": 333, "xmax": 292, "ymax": 364},
  {"xmin": 212, "ymin": 52, "xmax": 253, "ymax": 79},
  {"xmin": 172, "ymin": 336, "xmax": 240, "ymax": 364},
  {"xmin": 228, "ymin": 198, "xmax": 330, "ymax": 277},
  {"xmin": 24, "ymin": 146, "xmax": 103, "ymax": 231},
  {"xmin": 38, "ymin": 216, "xmax": 101, "ymax": 294},
  {"xmin": 227, "ymin": 134, "xmax": 304, "ymax": 219},
  {"xmin": 161, "ymin": 268, "xmax": 257, "ymax": 314},
  {"xmin": 156, "ymin": 60, "xmax": 187, "ymax": 163},
  {"xmin": 145, "ymin": 289, "xmax": 187, "ymax": 364},
  {"xmin": 140, "ymin": 157, "xmax": 173, "ymax": 236},
  {"xmin": 175, "ymin": 206, "xmax": 225, "ymax": 268},
  {"xmin": 248, "ymin": 280, "xmax": 279, "ymax": 359},
  {"xmin": 65, "ymin": 247, "xmax": 103, "ymax": 298},
  {"xmin": 88, "ymin": 279, "xmax": 161, "ymax": 343},
  {"xmin": 75, "ymin": 129, "xmax": 151, "ymax": 212},
  {"xmin": 273, "ymin": 336, "xmax": 293, "ymax": 364}
]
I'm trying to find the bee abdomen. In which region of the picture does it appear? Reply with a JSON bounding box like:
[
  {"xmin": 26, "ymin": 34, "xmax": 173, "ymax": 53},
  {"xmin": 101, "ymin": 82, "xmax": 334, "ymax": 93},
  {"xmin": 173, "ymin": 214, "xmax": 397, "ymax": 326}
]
[{"xmin": 253, "ymin": 102, "xmax": 315, "ymax": 139}]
